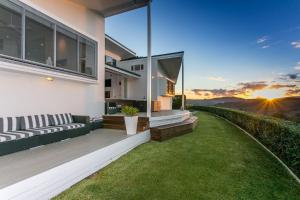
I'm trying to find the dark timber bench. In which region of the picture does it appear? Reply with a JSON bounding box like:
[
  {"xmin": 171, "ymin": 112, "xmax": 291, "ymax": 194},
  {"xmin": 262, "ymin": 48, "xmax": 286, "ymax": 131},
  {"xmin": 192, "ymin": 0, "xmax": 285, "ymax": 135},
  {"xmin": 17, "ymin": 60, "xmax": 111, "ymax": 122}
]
[{"xmin": 150, "ymin": 116, "xmax": 198, "ymax": 141}]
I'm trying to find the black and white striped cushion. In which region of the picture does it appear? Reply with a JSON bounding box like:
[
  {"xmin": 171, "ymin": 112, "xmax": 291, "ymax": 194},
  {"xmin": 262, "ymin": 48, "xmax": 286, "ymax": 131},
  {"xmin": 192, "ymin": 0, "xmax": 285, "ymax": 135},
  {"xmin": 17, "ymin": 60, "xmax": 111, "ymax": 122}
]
[
  {"xmin": 49, "ymin": 113, "xmax": 73, "ymax": 126},
  {"xmin": 20, "ymin": 115, "xmax": 50, "ymax": 130},
  {"xmin": 27, "ymin": 126, "xmax": 64, "ymax": 135},
  {"xmin": 0, "ymin": 117, "xmax": 20, "ymax": 132},
  {"xmin": 0, "ymin": 130, "xmax": 35, "ymax": 143},
  {"xmin": 56, "ymin": 123, "xmax": 85, "ymax": 130}
]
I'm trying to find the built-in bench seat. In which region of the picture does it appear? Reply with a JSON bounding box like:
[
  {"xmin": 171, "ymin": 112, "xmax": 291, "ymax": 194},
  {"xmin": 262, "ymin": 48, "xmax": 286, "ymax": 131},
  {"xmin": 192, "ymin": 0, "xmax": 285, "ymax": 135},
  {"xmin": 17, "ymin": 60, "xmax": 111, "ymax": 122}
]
[{"xmin": 0, "ymin": 114, "xmax": 90, "ymax": 156}]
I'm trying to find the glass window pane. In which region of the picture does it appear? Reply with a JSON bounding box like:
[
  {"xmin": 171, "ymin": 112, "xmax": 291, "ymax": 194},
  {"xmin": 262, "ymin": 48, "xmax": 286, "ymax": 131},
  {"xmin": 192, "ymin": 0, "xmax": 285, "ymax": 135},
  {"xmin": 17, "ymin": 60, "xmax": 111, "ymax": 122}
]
[
  {"xmin": 56, "ymin": 27, "xmax": 77, "ymax": 71},
  {"xmin": 25, "ymin": 11, "xmax": 54, "ymax": 65},
  {"xmin": 79, "ymin": 37, "xmax": 96, "ymax": 76},
  {"xmin": 0, "ymin": 1, "xmax": 22, "ymax": 58}
]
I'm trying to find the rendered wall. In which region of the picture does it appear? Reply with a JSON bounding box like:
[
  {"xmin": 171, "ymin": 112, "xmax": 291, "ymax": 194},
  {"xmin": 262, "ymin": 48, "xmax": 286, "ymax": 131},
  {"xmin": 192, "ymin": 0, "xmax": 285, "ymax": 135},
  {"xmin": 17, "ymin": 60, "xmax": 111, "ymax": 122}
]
[{"xmin": 0, "ymin": 0, "xmax": 105, "ymax": 117}]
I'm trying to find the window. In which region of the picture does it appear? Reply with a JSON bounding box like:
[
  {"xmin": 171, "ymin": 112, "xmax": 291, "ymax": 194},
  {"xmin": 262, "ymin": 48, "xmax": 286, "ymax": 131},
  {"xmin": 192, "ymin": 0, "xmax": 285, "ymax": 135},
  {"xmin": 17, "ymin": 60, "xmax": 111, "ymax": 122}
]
[
  {"xmin": 105, "ymin": 79, "xmax": 111, "ymax": 87},
  {"xmin": 0, "ymin": 40, "xmax": 3, "ymax": 50},
  {"xmin": 0, "ymin": 0, "xmax": 98, "ymax": 79},
  {"xmin": 105, "ymin": 55, "xmax": 116, "ymax": 67},
  {"xmin": 25, "ymin": 11, "xmax": 54, "ymax": 65},
  {"xmin": 79, "ymin": 37, "xmax": 96, "ymax": 76},
  {"xmin": 131, "ymin": 64, "xmax": 144, "ymax": 71},
  {"xmin": 56, "ymin": 27, "xmax": 77, "ymax": 71},
  {"xmin": 167, "ymin": 80, "xmax": 175, "ymax": 96},
  {"xmin": 0, "ymin": 1, "xmax": 22, "ymax": 58}
]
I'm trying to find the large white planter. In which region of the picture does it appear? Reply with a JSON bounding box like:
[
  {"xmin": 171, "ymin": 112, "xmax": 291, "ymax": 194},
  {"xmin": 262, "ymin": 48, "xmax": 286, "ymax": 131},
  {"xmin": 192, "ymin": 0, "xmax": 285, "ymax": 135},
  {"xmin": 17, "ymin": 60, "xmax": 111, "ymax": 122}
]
[{"xmin": 124, "ymin": 116, "xmax": 138, "ymax": 135}]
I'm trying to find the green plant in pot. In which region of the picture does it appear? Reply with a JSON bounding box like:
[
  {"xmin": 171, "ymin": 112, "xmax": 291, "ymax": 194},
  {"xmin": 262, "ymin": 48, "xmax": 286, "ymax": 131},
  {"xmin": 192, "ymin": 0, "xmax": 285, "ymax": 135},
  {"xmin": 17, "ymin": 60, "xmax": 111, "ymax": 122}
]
[{"xmin": 121, "ymin": 106, "xmax": 139, "ymax": 135}]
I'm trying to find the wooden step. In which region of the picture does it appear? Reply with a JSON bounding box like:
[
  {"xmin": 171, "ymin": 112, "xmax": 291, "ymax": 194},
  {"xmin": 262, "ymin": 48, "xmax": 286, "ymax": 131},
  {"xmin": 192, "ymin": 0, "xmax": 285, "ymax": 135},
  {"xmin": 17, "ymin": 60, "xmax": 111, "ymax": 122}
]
[{"xmin": 150, "ymin": 116, "xmax": 198, "ymax": 142}]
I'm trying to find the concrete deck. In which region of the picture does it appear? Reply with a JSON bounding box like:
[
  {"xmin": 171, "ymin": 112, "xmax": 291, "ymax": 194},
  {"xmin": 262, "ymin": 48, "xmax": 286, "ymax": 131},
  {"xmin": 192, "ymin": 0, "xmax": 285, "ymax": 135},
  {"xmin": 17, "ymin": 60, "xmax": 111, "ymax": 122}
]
[{"xmin": 0, "ymin": 129, "xmax": 128, "ymax": 189}]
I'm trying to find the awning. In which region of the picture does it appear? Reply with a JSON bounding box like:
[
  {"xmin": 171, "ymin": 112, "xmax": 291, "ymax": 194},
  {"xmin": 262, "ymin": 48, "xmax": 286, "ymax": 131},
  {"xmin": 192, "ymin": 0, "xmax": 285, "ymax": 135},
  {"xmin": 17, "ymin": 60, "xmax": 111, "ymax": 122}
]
[
  {"xmin": 71, "ymin": 0, "xmax": 150, "ymax": 17},
  {"xmin": 105, "ymin": 65, "xmax": 141, "ymax": 78},
  {"xmin": 156, "ymin": 52, "xmax": 184, "ymax": 83}
]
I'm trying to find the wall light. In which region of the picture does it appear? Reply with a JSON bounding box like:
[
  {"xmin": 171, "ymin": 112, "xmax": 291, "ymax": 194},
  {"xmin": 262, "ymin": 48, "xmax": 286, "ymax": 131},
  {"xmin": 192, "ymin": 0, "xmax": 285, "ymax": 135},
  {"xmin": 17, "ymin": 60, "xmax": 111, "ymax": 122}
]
[{"xmin": 46, "ymin": 77, "xmax": 54, "ymax": 81}]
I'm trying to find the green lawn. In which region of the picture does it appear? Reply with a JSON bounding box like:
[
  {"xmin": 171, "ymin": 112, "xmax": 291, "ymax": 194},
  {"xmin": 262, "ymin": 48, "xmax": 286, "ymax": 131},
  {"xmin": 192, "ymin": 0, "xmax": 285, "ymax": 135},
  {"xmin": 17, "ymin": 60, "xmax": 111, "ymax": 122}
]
[{"xmin": 55, "ymin": 111, "xmax": 300, "ymax": 200}]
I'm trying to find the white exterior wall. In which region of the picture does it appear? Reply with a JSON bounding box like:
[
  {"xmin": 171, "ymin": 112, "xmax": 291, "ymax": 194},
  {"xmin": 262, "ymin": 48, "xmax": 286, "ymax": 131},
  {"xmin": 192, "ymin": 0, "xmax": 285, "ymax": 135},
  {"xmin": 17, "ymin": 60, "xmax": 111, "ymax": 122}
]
[
  {"xmin": 118, "ymin": 57, "xmax": 173, "ymax": 110},
  {"xmin": 0, "ymin": 0, "xmax": 105, "ymax": 117}
]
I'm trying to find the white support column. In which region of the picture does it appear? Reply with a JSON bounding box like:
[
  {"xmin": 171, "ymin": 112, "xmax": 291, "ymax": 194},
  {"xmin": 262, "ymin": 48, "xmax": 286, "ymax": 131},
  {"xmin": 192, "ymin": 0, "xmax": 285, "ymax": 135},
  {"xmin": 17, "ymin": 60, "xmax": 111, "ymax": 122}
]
[
  {"xmin": 146, "ymin": 1, "xmax": 152, "ymax": 117},
  {"xmin": 181, "ymin": 57, "xmax": 185, "ymax": 110}
]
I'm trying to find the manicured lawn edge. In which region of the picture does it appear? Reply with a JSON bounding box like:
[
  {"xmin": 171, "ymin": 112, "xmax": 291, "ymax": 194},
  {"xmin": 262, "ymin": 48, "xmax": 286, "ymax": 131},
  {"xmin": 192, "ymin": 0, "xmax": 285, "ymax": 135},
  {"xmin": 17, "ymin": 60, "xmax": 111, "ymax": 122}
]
[
  {"xmin": 215, "ymin": 113, "xmax": 300, "ymax": 184},
  {"xmin": 191, "ymin": 106, "xmax": 300, "ymax": 179}
]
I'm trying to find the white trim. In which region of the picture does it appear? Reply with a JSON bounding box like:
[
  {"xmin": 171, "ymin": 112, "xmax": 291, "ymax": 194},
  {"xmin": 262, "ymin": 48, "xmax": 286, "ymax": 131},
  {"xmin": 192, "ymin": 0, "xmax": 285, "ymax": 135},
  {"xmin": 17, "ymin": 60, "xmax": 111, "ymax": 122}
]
[
  {"xmin": 214, "ymin": 115, "xmax": 300, "ymax": 184},
  {"xmin": 149, "ymin": 111, "xmax": 190, "ymax": 127},
  {"xmin": 0, "ymin": 130, "xmax": 151, "ymax": 200},
  {"xmin": 105, "ymin": 65, "xmax": 140, "ymax": 78},
  {"xmin": 0, "ymin": 60, "xmax": 98, "ymax": 84}
]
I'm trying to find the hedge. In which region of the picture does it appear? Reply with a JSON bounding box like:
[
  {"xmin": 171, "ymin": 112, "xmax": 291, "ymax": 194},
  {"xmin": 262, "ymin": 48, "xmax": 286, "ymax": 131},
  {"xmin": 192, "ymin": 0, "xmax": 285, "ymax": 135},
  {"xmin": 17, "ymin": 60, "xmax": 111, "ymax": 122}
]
[{"xmin": 191, "ymin": 106, "xmax": 300, "ymax": 178}]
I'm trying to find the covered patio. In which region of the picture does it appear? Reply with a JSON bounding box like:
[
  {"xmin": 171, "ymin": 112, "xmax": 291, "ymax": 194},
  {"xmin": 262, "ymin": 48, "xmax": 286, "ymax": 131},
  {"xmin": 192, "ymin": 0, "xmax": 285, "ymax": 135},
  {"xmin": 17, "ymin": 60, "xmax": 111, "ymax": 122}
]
[{"xmin": 0, "ymin": 129, "xmax": 150, "ymax": 199}]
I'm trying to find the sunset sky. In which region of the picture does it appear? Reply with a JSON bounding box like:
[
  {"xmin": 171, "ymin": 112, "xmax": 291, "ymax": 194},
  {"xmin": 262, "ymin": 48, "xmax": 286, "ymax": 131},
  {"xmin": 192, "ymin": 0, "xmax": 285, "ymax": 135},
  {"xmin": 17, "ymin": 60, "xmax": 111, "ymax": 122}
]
[{"xmin": 106, "ymin": 0, "xmax": 300, "ymax": 99}]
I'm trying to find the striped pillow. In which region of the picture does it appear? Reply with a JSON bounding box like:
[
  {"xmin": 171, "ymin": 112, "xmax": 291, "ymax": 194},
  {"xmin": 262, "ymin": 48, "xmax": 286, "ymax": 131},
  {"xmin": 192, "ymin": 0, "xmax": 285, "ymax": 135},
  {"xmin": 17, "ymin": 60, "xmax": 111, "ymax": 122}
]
[
  {"xmin": 0, "ymin": 117, "xmax": 20, "ymax": 132},
  {"xmin": 20, "ymin": 115, "xmax": 50, "ymax": 130},
  {"xmin": 48, "ymin": 113, "xmax": 73, "ymax": 126}
]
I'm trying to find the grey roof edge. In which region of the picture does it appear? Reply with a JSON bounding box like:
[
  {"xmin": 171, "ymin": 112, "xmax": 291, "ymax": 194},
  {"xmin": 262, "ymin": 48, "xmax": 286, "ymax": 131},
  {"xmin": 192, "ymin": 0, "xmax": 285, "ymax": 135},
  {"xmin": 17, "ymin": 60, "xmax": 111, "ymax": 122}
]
[
  {"xmin": 120, "ymin": 51, "xmax": 184, "ymax": 61},
  {"xmin": 105, "ymin": 34, "xmax": 137, "ymax": 57},
  {"xmin": 105, "ymin": 64, "xmax": 141, "ymax": 77}
]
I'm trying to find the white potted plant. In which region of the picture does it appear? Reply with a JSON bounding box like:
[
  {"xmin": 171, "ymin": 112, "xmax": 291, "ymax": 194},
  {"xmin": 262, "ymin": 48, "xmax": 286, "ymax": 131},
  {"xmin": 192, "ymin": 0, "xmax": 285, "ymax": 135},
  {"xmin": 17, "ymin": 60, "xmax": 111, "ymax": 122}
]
[{"xmin": 121, "ymin": 106, "xmax": 139, "ymax": 135}]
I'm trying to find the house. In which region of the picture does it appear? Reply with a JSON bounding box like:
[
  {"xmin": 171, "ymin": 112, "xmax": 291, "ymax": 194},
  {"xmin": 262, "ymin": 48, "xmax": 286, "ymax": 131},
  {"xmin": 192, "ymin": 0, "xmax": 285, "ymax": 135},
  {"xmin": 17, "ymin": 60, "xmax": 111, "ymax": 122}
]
[
  {"xmin": 105, "ymin": 34, "xmax": 184, "ymax": 111},
  {"xmin": 0, "ymin": 0, "xmax": 195, "ymax": 199}
]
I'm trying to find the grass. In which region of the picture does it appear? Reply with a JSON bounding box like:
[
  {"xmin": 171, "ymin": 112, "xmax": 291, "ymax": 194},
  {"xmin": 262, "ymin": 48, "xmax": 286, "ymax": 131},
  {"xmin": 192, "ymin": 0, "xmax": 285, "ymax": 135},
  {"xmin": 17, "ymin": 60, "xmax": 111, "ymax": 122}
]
[{"xmin": 55, "ymin": 111, "xmax": 300, "ymax": 200}]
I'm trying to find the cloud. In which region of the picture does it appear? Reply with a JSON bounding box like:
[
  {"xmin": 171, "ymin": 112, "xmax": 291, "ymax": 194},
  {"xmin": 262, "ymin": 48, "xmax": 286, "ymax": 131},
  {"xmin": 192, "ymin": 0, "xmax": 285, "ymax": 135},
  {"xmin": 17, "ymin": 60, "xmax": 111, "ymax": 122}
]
[
  {"xmin": 279, "ymin": 73, "xmax": 299, "ymax": 81},
  {"xmin": 257, "ymin": 36, "xmax": 269, "ymax": 44},
  {"xmin": 262, "ymin": 45, "xmax": 270, "ymax": 49},
  {"xmin": 238, "ymin": 81, "xmax": 268, "ymax": 91},
  {"xmin": 285, "ymin": 88, "xmax": 300, "ymax": 96},
  {"xmin": 191, "ymin": 81, "xmax": 268, "ymax": 99},
  {"xmin": 207, "ymin": 76, "xmax": 226, "ymax": 82},
  {"xmin": 269, "ymin": 83, "xmax": 296, "ymax": 89},
  {"xmin": 294, "ymin": 62, "xmax": 300, "ymax": 70},
  {"xmin": 291, "ymin": 41, "xmax": 300, "ymax": 48}
]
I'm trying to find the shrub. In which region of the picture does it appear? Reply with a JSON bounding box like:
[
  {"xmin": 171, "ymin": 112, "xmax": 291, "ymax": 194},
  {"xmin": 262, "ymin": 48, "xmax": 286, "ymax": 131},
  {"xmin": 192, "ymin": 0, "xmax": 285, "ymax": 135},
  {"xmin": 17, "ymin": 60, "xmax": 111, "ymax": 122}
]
[
  {"xmin": 121, "ymin": 106, "xmax": 139, "ymax": 116},
  {"xmin": 191, "ymin": 106, "xmax": 300, "ymax": 177}
]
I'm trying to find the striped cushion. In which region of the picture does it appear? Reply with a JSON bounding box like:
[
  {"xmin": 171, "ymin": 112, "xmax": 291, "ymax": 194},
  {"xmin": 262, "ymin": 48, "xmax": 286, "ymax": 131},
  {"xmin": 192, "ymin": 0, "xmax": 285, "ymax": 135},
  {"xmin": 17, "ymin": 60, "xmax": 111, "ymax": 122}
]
[
  {"xmin": 0, "ymin": 130, "xmax": 35, "ymax": 143},
  {"xmin": 0, "ymin": 117, "xmax": 20, "ymax": 132},
  {"xmin": 26, "ymin": 126, "xmax": 64, "ymax": 135},
  {"xmin": 56, "ymin": 123, "xmax": 85, "ymax": 130},
  {"xmin": 48, "ymin": 113, "xmax": 73, "ymax": 126},
  {"xmin": 20, "ymin": 115, "xmax": 50, "ymax": 130}
]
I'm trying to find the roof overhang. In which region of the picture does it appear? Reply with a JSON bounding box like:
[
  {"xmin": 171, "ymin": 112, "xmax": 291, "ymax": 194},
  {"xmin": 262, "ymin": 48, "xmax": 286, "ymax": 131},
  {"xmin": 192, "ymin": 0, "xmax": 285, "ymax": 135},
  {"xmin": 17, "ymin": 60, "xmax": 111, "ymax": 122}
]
[
  {"xmin": 105, "ymin": 65, "xmax": 140, "ymax": 79},
  {"xmin": 105, "ymin": 35, "xmax": 136, "ymax": 59},
  {"xmin": 156, "ymin": 52, "xmax": 184, "ymax": 83},
  {"xmin": 71, "ymin": 0, "xmax": 150, "ymax": 17}
]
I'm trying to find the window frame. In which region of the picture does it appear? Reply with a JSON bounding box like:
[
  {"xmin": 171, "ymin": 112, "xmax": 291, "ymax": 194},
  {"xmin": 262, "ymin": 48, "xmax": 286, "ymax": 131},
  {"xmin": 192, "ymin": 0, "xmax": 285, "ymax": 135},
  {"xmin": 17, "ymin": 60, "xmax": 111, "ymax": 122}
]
[{"xmin": 0, "ymin": 0, "xmax": 98, "ymax": 80}]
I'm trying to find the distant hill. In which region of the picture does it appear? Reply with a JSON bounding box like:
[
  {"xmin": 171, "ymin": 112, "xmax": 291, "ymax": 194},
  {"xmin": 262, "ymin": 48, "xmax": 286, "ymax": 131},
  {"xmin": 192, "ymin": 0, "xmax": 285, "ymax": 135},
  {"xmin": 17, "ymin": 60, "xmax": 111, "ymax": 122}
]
[
  {"xmin": 188, "ymin": 97, "xmax": 300, "ymax": 122},
  {"xmin": 187, "ymin": 97, "xmax": 244, "ymax": 106}
]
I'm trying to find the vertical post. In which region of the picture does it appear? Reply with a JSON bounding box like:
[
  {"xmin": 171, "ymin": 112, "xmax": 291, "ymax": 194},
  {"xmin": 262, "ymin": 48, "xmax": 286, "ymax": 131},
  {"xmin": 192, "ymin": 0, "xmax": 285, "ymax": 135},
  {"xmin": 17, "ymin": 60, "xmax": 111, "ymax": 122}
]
[
  {"xmin": 146, "ymin": 1, "xmax": 152, "ymax": 117},
  {"xmin": 21, "ymin": 8, "xmax": 25, "ymax": 60},
  {"xmin": 181, "ymin": 57, "xmax": 185, "ymax": 110}
]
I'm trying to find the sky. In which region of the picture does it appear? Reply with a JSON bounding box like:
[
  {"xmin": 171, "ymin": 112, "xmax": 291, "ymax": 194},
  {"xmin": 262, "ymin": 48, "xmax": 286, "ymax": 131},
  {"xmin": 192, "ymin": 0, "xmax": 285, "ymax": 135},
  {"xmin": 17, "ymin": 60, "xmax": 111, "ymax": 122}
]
[{"xmin": 105, "ymin": 0, "xmax": 300, "ymax": 99}]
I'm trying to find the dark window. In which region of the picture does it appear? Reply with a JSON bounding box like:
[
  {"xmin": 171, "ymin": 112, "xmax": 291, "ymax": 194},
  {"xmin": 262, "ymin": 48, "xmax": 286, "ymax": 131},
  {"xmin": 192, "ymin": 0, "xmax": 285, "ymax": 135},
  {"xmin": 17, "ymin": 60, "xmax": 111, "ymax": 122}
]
[
  {"xmin": 131, "ymin": 66, "xmax": 133, "ymax": 71},
  {"xmin": 0, "ymin": 39, "xmax": 3, "ymax": 50},
  {"xmin": 56, "ymin": 27, "xmax": 77, "ymax": 71},
  {"xmin": 105, "ymin": 79, "xmax": 111, "ymax": 87},
  {"xmin": 79, "ymin": 37, "xmax": 96, "ymax": 76},
  {"xmin": 141, "ymin": 64, "xmax": 144, "ymax": 70},
  {"xmin": 105, "ymin": 55, "xmax": 116, "ymax": 67},
  {"xmin": 105, "ymin": 91, "xmax": 110, "ymax": 98},
  {"xmin": 25, "ymin": 11, "xmax": 54, "ymax": 65},
  {"xmin": 0, "ymin": 1, "xmax": 22, "ymax": 58},
  {"xmin": 134, "ymin": 65, "xmax": 140, "ymax": 71}
]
